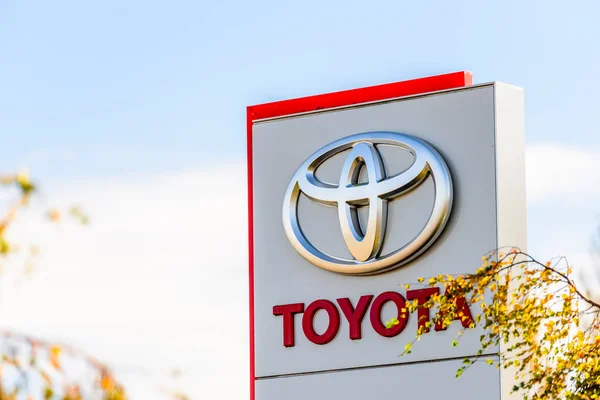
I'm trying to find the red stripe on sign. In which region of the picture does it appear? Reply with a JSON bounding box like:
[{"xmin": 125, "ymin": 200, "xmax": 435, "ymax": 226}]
[
  {"xmin": 246, "ymin": 71, "xmax": 472, "ymax": 400},
  {"xmin": 247, "ymin": 71, "xmax": 472, "ymax": 121},
  {"xmin": 246, "ymin": 109, "xmax": 256, "ymax": 400}
]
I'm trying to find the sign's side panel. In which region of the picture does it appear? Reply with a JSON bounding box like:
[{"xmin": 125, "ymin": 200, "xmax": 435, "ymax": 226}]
[
  {"xmin": 253, "ymin": 86, "xmax": 499, "ymax": 377},
  {"xmin": 493, "ymin": 83, "xmax": 526, "ymax": 400},
  {"xmin": 494, "ymin": 83, "xmax": 527, "ymax": 252},
  {"xmin": 256, "ymin": 358, "xmax": 501, "ymax": 400}
]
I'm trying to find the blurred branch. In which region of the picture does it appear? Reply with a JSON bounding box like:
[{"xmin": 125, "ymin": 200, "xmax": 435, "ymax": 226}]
[{"xmin": 0, "ymin": 328, "xmax": 126, "ymax": 399}]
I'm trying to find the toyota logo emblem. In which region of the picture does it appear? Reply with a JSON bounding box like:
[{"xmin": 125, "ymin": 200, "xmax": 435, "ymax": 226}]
[{"xmin": 282, "ymin": 132, "xmax": 453, "ymax": 275}]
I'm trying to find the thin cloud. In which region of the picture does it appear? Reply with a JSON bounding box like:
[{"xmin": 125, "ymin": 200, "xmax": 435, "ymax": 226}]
[
  {"xmin": 1, "ymin": 164, "xmax": 249, "ymax": 399},
  {"xmin": 526, "ymin": 143, "xmax": 600, "ymax": 205}
]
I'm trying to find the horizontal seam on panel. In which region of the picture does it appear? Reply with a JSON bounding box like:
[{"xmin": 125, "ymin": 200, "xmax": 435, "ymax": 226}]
[{"xmin": 255, "ymin": 352, "xmax": 500, "ymax": 380}]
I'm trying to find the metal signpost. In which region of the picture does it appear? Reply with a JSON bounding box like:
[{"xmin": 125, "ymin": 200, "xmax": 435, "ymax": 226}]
[{"xmin": 247, "ymin": 72, "xmax": 526, "ymax": 400}]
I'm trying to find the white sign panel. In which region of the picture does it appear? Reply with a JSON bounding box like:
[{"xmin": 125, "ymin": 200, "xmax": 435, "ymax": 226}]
[{"xmin": 247, "ymin": 73, "xmax": 525, "ymax": 400}]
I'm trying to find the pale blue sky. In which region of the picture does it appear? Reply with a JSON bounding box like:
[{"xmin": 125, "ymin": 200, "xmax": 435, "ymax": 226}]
[
  {"xmin": 1, "ymin": 1, "xmax": 600, "ymax": 398},
  {"xmin": 2, "ymin": 0, "xmax": 599, "ymax": 179}
]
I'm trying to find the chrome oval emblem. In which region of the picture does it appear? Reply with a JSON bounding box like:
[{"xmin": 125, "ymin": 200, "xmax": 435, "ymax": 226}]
[{"xmin": 282, "ymin": 132, "xmax": 453, "ymax": 275}]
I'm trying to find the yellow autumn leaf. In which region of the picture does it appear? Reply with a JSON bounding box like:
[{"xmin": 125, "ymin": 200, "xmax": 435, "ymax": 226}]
[{"xmin": 49, "ymin": 345, "xmax": 61, "ymax": 370}]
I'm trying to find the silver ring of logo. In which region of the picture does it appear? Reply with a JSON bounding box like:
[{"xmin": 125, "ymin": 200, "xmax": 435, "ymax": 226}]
[{"xmin": 282, "ymin": 132, "xmax": 453, "ymax": 275}]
